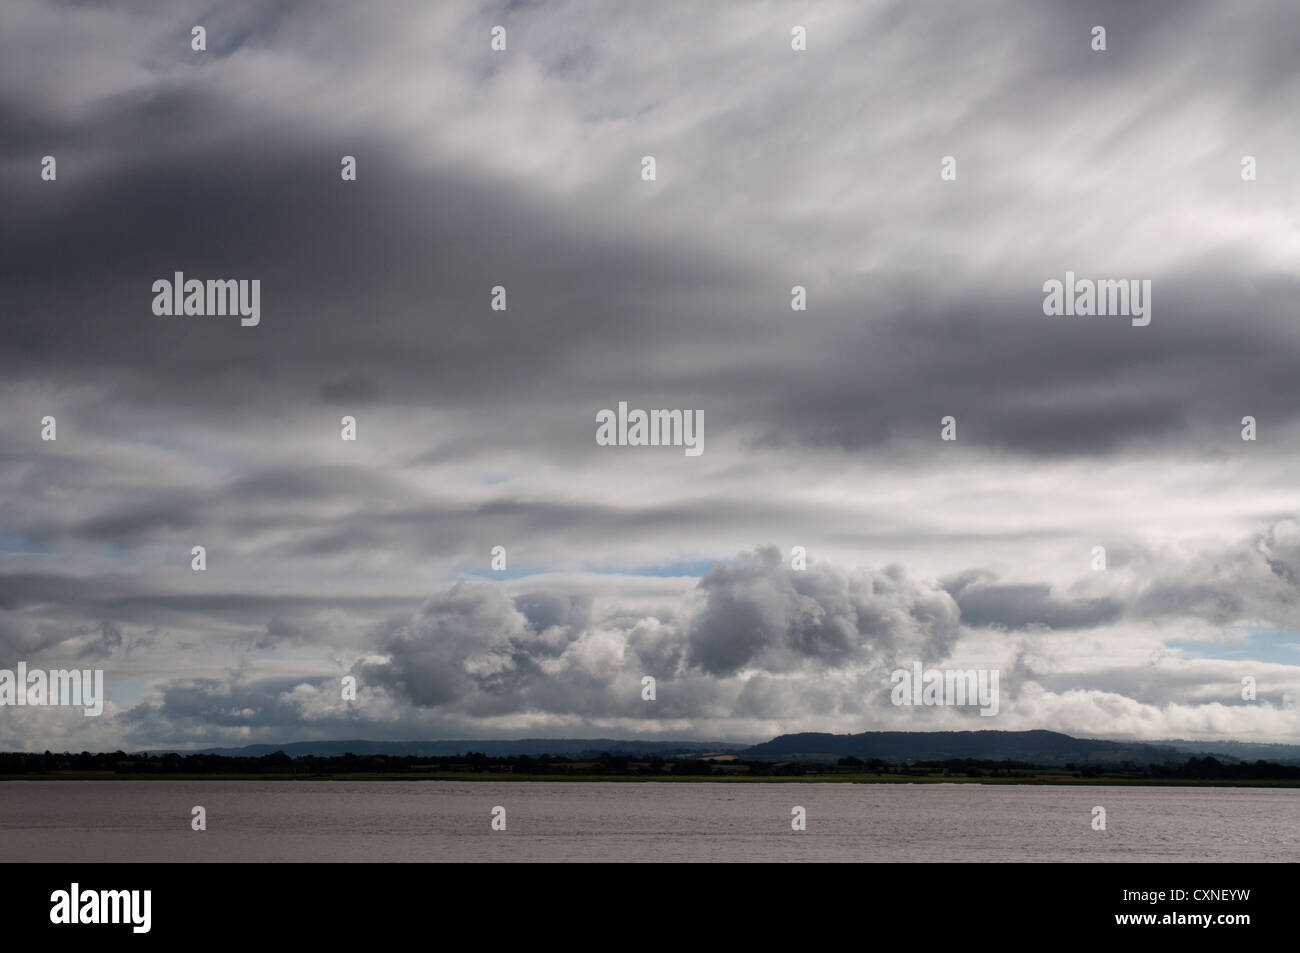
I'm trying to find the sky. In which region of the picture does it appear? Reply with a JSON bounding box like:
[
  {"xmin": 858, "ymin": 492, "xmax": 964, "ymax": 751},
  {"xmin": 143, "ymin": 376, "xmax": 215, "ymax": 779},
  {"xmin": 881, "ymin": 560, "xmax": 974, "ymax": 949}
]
[{"xmin": 2, "ymin": 0, "xmax": 1299, "ymax": 751}]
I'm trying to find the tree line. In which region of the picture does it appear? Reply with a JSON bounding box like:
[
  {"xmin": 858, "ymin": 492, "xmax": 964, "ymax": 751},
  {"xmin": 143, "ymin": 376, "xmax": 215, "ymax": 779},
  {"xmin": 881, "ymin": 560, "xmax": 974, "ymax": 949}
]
[{"xmin": 2, "ymin": 749, "xmax": 1298, "ymax": 779}]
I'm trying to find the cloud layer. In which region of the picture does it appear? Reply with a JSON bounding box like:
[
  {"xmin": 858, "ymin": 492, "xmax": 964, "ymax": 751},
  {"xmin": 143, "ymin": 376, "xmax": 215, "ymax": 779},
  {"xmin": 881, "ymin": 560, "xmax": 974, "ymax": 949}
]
[{"xmin": 2, "ymin": 0, "xmax": 1299, "ymax": 748}]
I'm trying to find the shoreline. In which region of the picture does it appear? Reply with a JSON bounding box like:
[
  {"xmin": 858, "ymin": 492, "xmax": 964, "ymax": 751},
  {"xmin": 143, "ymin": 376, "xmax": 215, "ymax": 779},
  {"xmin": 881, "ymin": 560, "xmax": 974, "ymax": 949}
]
[{"xmin": 5, "ymin": 772, "xmax": 1300, "ymax": 787}]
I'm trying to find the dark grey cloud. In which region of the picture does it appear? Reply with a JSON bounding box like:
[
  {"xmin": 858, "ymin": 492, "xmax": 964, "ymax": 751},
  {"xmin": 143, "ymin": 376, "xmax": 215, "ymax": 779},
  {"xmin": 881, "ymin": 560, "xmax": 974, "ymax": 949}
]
[
  {"xmin": 946, "ymin": 572, "xmax": 1124, "ymax": 630},
  {"xmin": 77, "ymin": 619, "xmax": 123, "ymax": 659},
  {"xmin": 1131, "ymin": 520, "xmax": 1300, "ymax": 629},
  {"xmin": 685, "ymin": 546, "xmax": 960, "ymax": 675},
  {"xmin": 360, "ymin": 584, "xmax": 529, "ymax": 707},
  {"xmin": 0, "ymin": 2, "xmax": 1296, "ymax": 464}
]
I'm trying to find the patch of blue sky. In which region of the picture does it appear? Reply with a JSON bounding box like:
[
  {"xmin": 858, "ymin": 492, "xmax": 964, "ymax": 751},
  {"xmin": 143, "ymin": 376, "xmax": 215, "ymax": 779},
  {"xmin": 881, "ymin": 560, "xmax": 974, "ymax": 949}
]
[
  {"xmin": 0, "ymin": 533, "xmax": 51, "ymax": 554},
  {"xmin": 461, "ymin": 558, "xmax": 726, "ymax": 581},
  {"xmin": 1167, "ymin": 627, "xmax": 1300, "ymax": 664}
]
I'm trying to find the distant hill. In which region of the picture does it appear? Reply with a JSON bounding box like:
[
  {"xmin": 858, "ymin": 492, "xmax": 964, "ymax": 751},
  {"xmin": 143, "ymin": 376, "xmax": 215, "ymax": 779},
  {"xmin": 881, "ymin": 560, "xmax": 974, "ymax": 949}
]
[
  {"xmin": 144, "ymin": 731, "xmax": 1300, "ymax": 766},
  {"xmin": 740, "ymin": 730, "xmax": 1194, "ymax": 766},
  {"xmin": 161, "ymin": 739, "xmax": 750, "ymax": 758},
  {"xmin": 1152, "ymin": 739, "xmax": 1300, "ymax": 765}
]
